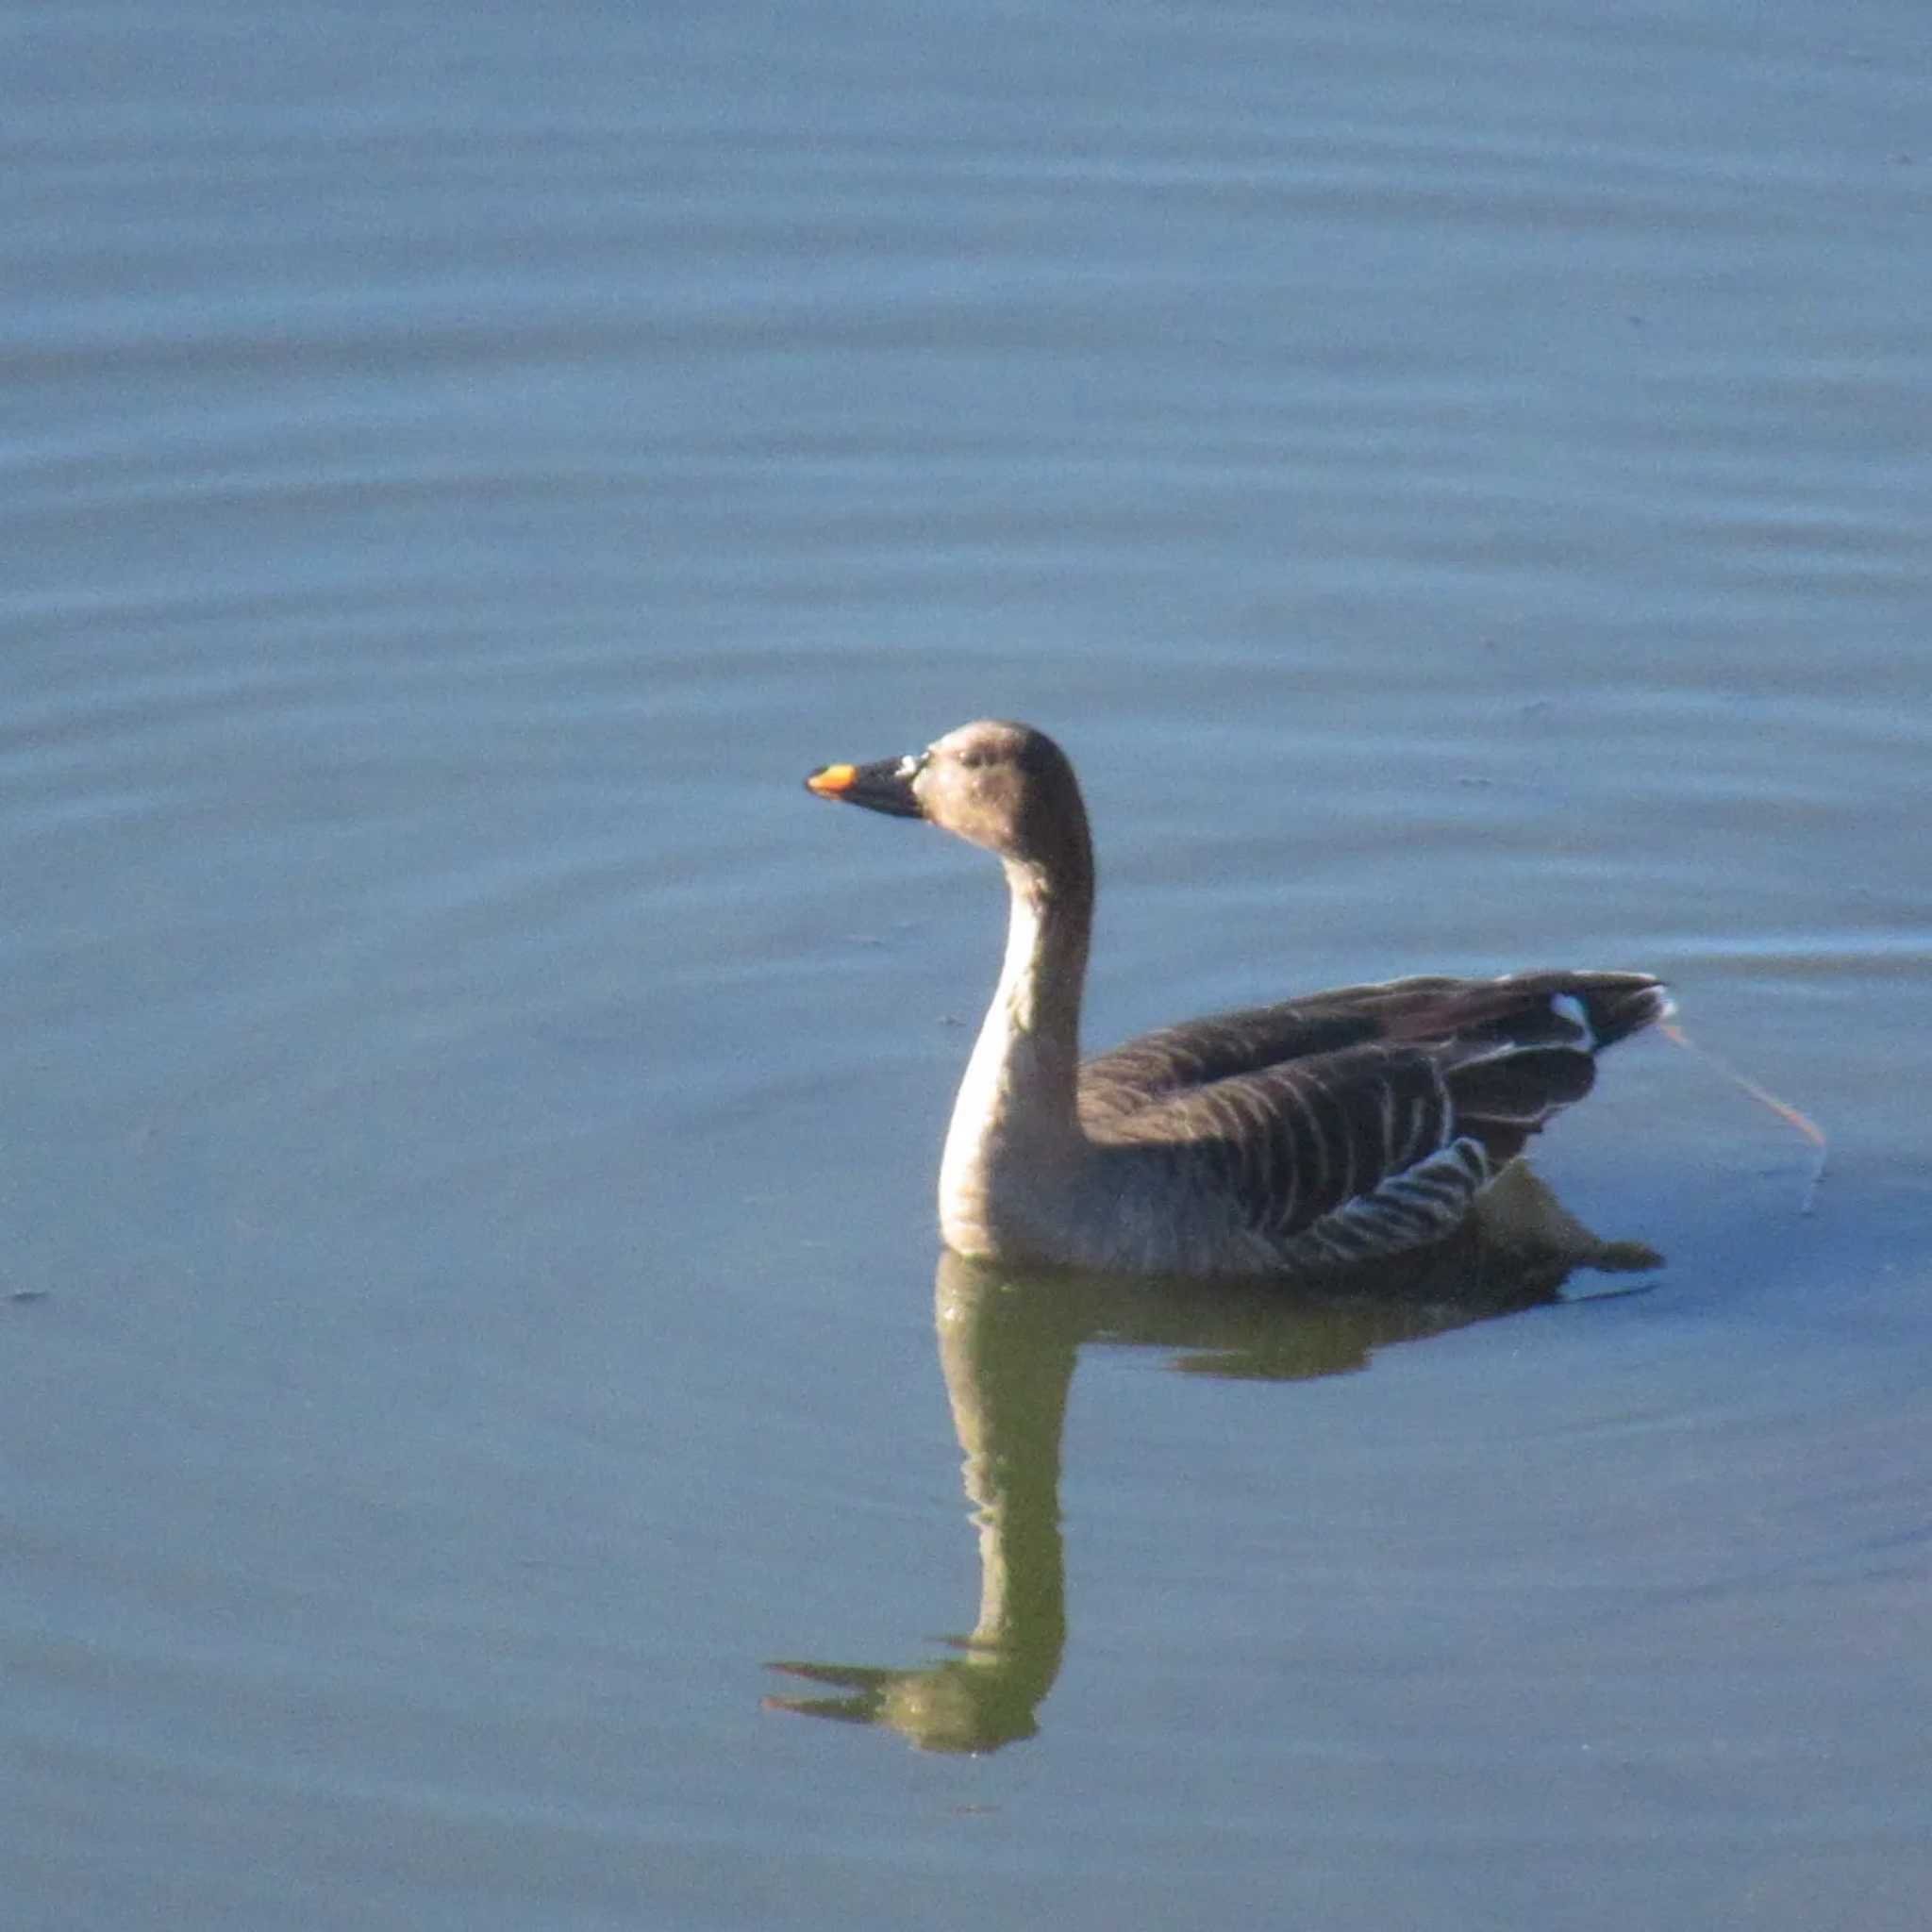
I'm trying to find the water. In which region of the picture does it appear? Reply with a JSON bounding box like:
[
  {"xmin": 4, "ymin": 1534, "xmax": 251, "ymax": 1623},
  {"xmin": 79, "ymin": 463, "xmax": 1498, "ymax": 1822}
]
[{"xmin": 8, "ymin": 2, "xmax": 1929, "ymax": 1926}]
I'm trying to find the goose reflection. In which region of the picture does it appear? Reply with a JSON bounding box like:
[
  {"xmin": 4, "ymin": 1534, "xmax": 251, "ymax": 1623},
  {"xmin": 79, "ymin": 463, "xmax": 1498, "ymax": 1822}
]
[{"xmin": 764, "ymin": 1163, "xmax": 1657, "ymax": 1754}]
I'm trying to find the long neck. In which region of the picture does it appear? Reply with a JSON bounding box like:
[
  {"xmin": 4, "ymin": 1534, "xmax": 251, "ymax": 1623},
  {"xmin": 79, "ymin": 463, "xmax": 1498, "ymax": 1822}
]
[
  {"xmin": 980, "ymin": 851, "xmax": 1092, "ymax": 1115},
  {"xmin": 939, "ymin": 809, "xmax": 1095, "ymax": 1249}
]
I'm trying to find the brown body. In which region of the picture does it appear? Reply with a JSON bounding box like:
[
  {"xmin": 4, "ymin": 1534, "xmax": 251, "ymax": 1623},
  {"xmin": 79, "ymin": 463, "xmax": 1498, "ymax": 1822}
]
[{"xmin": 808, "ymin": 721, "xmax": 1667, "ymax": 1277}]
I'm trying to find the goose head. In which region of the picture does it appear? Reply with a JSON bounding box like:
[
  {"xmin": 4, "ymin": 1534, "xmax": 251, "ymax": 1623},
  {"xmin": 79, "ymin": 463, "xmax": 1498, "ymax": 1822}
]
[{"xmin": 806, "ymin": 719, "xmax": 1087, "ymax": 872}]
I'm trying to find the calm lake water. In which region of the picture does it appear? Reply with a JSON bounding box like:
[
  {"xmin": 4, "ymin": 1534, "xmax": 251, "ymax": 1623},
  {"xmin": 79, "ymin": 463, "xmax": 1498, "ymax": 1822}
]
[{"xmin": 8, "ymin": 2, "xmax": 1929, "ymax": 1927}]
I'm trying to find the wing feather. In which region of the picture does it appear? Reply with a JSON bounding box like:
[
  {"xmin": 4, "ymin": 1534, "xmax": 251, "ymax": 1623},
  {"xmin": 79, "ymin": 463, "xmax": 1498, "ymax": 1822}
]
[
  {"xmin": 1079, "ymin": 970, "xmax": 1666, "ymax": 1260},
  {"xmin": 1081, "ymin": 967, "xmax": 1668, "ymax": 1127}
]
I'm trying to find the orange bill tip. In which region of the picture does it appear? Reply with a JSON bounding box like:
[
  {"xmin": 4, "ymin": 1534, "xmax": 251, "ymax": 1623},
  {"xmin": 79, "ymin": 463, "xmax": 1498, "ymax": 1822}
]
[{"xmin": 806, "ymin": 762, "xmax": 858, "ymax": 796}]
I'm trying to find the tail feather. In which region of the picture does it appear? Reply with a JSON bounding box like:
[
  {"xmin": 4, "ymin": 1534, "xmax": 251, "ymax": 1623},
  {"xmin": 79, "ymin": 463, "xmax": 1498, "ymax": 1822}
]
[
  {"xmin": 1439, "ymin": 974, "xmax": 1668, "ymax": 1162},
  {"xmin": 1376, "ymin": 971, "xmax": 1670, "ymax": 1054},
  {"xmin": 1564, "ymin": 974, "xmax": 1674, "ymax": 1052}
]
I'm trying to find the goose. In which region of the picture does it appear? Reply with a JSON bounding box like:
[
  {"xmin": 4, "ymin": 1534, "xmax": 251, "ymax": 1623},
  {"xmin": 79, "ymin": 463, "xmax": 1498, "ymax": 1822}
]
[{"xmin": 806, "ymin": 720, "xmax": 1668, "ymax": 1278}]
